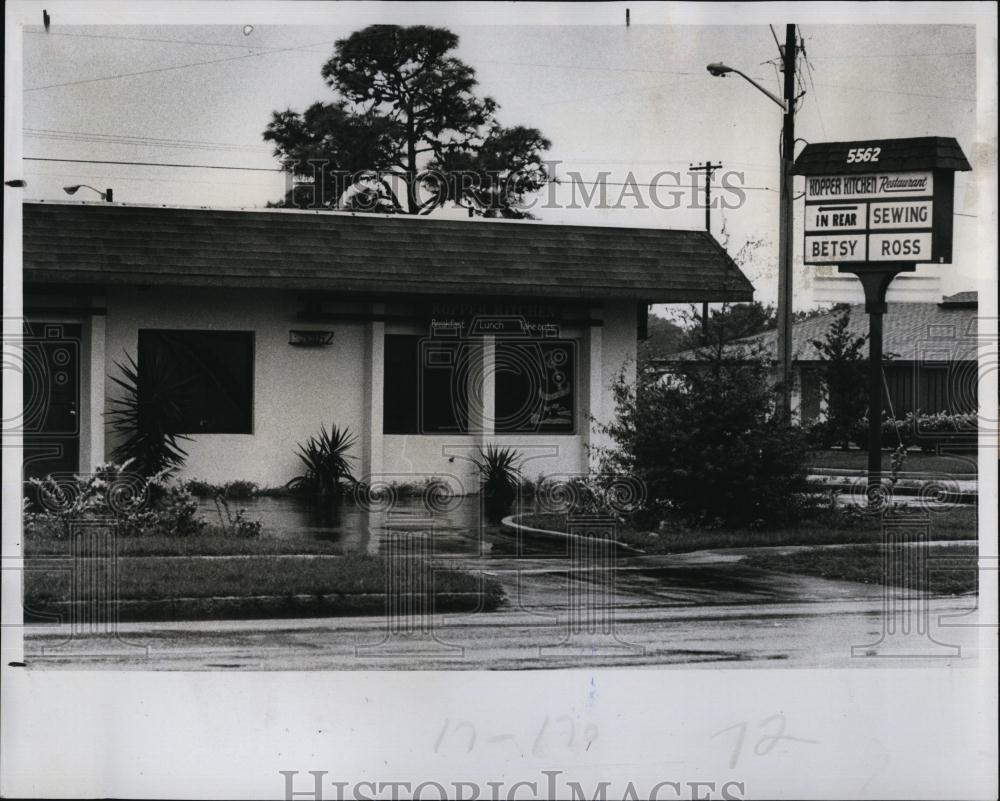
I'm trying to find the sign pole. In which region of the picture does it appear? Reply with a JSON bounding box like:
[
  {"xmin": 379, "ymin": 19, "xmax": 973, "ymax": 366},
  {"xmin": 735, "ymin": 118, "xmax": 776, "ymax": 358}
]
[{"xmin": 838, "ymin": 263, "xmax": 915, "ymax": 496}]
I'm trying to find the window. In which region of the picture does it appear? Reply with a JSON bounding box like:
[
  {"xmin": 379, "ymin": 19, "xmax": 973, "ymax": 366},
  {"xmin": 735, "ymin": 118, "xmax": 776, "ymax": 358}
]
[
  {"xmin": 384, "ymin": 335, "xmax": 471, "ymax": 434},
  {"xmin": 138, "ymin": 330, "xmax": 254, "ymax": 434},
  {"xmin": 494, "ymin": 340, "xmax": 575, "ymax": 433}
]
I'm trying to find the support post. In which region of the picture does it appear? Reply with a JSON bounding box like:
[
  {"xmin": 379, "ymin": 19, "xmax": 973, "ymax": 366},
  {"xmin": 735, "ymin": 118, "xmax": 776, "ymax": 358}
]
[
  {"xmin": 776, "ymin": 23, "xmax": 797, "ymax": 420},
  {"xmin": 689, "ymin": 160, "xmax": 722, "ymax": 340},
  {"xmin": 838, "ymin": 263, "xmax": 915, "ymax": 496},
  {"xmin": 364, "ymin": 303, "xmax": 385, "ymax": 481},
  {"xmin": 867, "ymin": 307, "xmax": 884, "ymax": 488}
]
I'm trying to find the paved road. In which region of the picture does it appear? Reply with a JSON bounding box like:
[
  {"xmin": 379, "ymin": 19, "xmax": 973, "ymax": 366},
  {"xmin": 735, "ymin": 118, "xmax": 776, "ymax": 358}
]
[
  {"xmin": 22, "ymin": 596, "xmax": 981, "ymax": 670},
  {"xmin": 21, "ymin": 549, "xmax": 982, "ymax": 670}
]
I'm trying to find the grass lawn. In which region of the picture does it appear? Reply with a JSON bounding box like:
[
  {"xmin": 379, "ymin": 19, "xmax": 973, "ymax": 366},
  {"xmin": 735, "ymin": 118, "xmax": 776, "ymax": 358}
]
[
  {"xmin": 805, "ymin": 449, "xmax": 977, "ymax": 475},
  {"xmin": 25, "ymin": 553, "xmax": 502, "ymax": 604},
  {"xmin": 520, "ymin": 506, "xmax": 977, "ymax": 555},
  {"xmin": 24, "ymin": 529, "xmax": 349, "ymax": 558},
  {"xmin": 742, "ymin": 544, "xmax": 978, "ymax": 595},
  {"xmin": 22, "ymin": 529, "xmax": 505, "ymax": 620}
]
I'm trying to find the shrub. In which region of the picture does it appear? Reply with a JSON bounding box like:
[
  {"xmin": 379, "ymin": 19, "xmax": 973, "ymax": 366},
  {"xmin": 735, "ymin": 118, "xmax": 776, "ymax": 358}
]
[
  {"xmin": 911, "ymin": 411, "xmax": 977, "ymax": 452},
  {"xmin": 211, "ymin": 496, "xmax": 263, "ymax": 538},
  {"xmin": 809, "ymin": 309, "xmax": 868, "ymax": 450},
  {"xmin": 597, "ymin": 355, "xmax": 809, "ymax": 529},
  {"xmin": 850, "ymin": 411, "xmax": 977, "ymax": 452},
  {"xmin": 474, "ymin": 444, "xmax": 523, "ymax": 522},
  {"xmin": 185, "ymin": 479, "xmax": 260, "ymax": 499},
  {"xmin": 805, "ymin": 418, "xmax": 838, "ymax": 449},
  {"xmin": 850, "ymin": 415, "xmax": 913, "ymax": 451},
  {"xmin": 23, "ymin": 461, "xmax": 208, "ymax": 538},
  {"xmin": 286, "ymin": 424, "xmax": 358, "ymax": 500}
]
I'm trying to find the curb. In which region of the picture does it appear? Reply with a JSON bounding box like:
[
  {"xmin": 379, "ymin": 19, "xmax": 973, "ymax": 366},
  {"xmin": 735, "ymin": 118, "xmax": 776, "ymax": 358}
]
[
  {"xmin": 500, "ymin": 514, "xmax": 646, "ymax": 555},
  {"xmin": 26, "ymin": 591, "xmax": 500, "ymax": 623}
]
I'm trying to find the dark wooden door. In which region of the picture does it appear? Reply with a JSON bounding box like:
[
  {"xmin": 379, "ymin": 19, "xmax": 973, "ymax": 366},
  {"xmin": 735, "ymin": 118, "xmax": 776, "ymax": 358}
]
[{"xmin": 22, "ymin": 321, "xmax": 82, "ymax": 480}]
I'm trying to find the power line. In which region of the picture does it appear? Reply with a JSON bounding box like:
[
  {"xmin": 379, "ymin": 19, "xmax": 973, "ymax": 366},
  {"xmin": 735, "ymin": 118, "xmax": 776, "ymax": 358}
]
[
  {"xmin": 813, "ymin": 81, "xmax": 975, "ymax": 102},
  {"xmin": 25, "ymin": 128, "xmax": 271, "ymax": 154},
  {"xmin": 23, "ymin": 169, "xmax": 279, "ymax": 187},
  {"xmin": 808, "ymin": 51, "xmax": 975, "ymax": 59},
  {"xmin": 507, "ymin": 77, "xmax": 707, "ymax": 110},
  {"xmin": 567, "ymin": 180, "xmax": 779, "ymax": 191},
  {"xmin": 24, "ymin": 37, "xmax": 338, "ymax": 92},
  {"xmin": 21, "ymin": 158, "xmax": 975, "ymax": 211},
  {"xmin": 23, "ymin": 157, "xmax": 781, "ymax": 189},
  {"xmin": 24, "ymin": 29, "xmax": 329, "ymax": 52},
  {"xmin": 797, "ymin": 27, "xmax": 828, "ymax": 138},
  {"xmin": 768, "ymin": 25, "xmax": 784, "ymax": 60},
  {"xmin": 478, "ymin": 58, "xmax": 701, "ymax": 77},
  {"xmin": 20, "ymin": 160, "xmax": 979, "ymax": 216},
  {"xmin": 24, "ymin": 157, "xmax": 282, "ymax": 172}
]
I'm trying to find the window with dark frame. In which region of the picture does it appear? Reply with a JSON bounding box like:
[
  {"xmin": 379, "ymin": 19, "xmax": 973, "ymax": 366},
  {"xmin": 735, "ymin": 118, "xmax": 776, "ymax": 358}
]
[
  {"xmin": 383, "ymin": 334, "xmax": 471, "ymax": 434},
  {"xmin": 137, "ymin": 329, "xmax": 254, "ymax": 434},
  {"xmin": 383, "ymin": 335, "xmax": 575, "ymax": 435},
  {"xmin": 494, "ymin": 340, "xmax": 576, "ymax": 434}
]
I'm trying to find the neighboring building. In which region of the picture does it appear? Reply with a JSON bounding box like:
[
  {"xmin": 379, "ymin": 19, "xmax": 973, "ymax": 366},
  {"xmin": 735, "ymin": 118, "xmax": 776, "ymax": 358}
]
[
  {"xmin": 21, "ymin": 202, "xmax": 753, "ymax": 491},
  {"xmin": 810, "ymin": 261, "xmax": 945, "ymax": 305},
  {"xmin": 658, "ymin": 292, "xmax": 980, "ymax": 425}
]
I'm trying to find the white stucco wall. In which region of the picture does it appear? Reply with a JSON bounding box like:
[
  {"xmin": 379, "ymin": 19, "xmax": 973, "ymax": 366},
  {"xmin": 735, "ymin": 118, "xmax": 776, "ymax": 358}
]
[
  {"xmin": 104, "ymin": 287, "xmax": 368, "ymax": 486},
  {"xmin": 102, "ymin": 288, "xmax": 638, "ymax": 491}
]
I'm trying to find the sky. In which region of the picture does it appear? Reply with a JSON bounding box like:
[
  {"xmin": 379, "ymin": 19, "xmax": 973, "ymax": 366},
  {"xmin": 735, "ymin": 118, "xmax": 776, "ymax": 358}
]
[{"xmin": 11, "ymin": 3, "xmax": 987, "ymax": 314}]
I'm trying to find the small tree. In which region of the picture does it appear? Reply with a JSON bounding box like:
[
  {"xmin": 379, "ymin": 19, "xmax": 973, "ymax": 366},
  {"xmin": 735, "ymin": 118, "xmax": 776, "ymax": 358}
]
[
  {"xmin": 597, "ymin": 348, "xmax": 808, "ymax": 529},
  {"xmin": 263, "ymin": 25, "xmax": 552, "ymax": 215},
  {"xmin": 809, "ymin": 309, "xmax": 867, "ymax": 450}
]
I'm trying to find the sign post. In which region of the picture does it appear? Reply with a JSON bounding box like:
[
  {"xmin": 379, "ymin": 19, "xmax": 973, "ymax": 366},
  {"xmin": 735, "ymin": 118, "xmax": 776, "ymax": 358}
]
[
  {"xmin": 792, "ymin": 137, "xmax": 971, "ymax": 497},
  {"xmin": 839, "ymin": 262, "xmax": 914, "ymax": 491}
]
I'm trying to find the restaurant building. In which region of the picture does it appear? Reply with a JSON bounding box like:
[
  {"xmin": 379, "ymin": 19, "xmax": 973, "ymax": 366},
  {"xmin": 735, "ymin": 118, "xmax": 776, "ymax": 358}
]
[{"xmin": 21, "ymin": 202, "xmax": 753, "ymax": 492}]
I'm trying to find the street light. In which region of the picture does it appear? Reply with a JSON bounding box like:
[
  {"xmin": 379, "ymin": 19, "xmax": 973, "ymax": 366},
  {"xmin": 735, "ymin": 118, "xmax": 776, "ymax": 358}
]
[
  {"xmin": 63, "ymin": 184, "xmax": 113, "ymax": 202},
  {"xmin": 705, "ymin": 63, "xmax": 787, "ymax": 110},
  {"xmin": 706, "ymin": 24, "xmax": 797, "ymax": 420}
]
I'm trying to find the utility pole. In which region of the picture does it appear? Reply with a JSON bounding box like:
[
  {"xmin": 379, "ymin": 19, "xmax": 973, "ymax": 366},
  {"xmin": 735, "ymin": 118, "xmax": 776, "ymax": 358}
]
[
  {"xmin": 776, "ymin": 23, "xmax": 797, "ymax": 420},
  {"xmin": 690, "ymin": 161, "xmax": 722, "ymax": 337}
]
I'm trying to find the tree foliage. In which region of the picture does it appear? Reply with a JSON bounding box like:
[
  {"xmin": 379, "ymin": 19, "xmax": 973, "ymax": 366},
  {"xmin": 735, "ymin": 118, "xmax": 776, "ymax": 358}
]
[
  {"xmin": 809, "ymin": 309, "xmax": 868, "ymax": 450},
  {"xmin": 638, "ymin": 313, "xmax": 686, "ymax": 360},
  {"xmin": 263, "ymin": 25, "xmax": 552, "ymax": 216},
  {"xmin": 596, "ymin": 349, "xmax": 808, "ymax": 530},
  {"xmin": 680, "ymin": 301, "xmax": 777, "ymax": 352}
]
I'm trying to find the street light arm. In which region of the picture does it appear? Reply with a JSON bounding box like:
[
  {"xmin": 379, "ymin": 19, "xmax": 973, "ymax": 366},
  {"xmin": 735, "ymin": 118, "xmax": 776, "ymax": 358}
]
[{"xmin": 728, "ymin": 68, "xmax": 788, "ymax": 111}]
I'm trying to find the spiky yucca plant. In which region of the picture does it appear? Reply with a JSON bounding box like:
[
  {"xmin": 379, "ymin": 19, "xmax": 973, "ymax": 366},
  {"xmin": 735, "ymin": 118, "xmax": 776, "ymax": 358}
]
[
  {"xmin": 286, "ymin": 424, "xmax": 357, "ymax": 500},
  {"xmin": 106, "ymin": 352, "xmax": 191, "ymax": 477},
  {"xmin": 474, "ymin": 444, "xmax": 523, "ymax": 522}
]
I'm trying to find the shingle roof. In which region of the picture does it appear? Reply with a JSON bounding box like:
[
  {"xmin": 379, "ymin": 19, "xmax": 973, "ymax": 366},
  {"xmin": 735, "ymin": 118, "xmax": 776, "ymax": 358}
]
[
  {"xmin": 668, "ymin": 297, "xmax": 979, "ymax": 363},
  {"xmin": 792, "ymin": 137, "xmax": 972, "ymax": 176},
  {"xmin": 940, "ymin": 291, "xmax": 978, "ymax": 306},
  {"xmin": 22, "ymin": 202, "xmax": 754, "ymax": 302}
]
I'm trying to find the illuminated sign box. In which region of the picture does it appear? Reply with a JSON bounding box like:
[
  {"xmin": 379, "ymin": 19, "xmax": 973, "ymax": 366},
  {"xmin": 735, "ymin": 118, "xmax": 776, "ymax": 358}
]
[{"xmin": 793, "ymin": 137, "xmax": 971, "ymax": 266}]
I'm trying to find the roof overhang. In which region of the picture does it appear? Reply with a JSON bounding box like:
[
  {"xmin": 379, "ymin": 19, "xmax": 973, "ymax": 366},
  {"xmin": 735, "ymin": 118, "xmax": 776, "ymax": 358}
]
[{"xmin": 22, "ymin": 202, "xmax": 755, "ymax": 303}]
